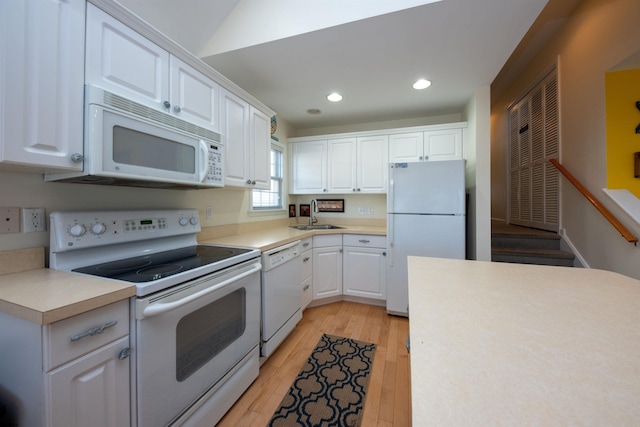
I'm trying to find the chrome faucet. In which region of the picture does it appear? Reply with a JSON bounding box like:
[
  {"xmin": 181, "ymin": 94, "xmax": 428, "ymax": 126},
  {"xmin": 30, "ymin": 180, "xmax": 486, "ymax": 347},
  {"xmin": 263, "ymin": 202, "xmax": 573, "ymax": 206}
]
[{"xmin": 309, "ymin": 199, "xmax": 318, "ymax": 226}]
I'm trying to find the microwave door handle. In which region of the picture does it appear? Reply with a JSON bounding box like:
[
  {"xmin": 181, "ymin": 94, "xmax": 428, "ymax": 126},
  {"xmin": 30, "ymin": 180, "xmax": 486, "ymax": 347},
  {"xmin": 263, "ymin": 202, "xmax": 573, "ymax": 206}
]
[
  {"xmin": 142, "ymin": 262, "xmax": 262, "ymax": 318},
  {"xmin": 198, "ymin": 140, "xmax": 208, "ymax": 183}
]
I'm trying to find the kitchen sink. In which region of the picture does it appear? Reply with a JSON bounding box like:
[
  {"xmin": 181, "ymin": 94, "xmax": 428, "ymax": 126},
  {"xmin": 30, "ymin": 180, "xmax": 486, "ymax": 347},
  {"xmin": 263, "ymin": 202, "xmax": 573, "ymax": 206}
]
[{"xmin": 289, "ymin": 224, "xmax": 345, "ymax": 230}]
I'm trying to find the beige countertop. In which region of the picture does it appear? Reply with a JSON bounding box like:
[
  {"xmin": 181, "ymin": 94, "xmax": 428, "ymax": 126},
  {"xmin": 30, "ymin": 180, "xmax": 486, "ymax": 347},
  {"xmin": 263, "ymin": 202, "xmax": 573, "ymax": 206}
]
[
  {"xmin": 407, "ymin": 257, "xmax": 640, "ymax": 426},
  {"xmin": 200, "ymin": 224, "xmax": 386, "ymax": 251},
  {"xmin": 0, "ymin": 269, "xmax": 135, "ymax": 325}
]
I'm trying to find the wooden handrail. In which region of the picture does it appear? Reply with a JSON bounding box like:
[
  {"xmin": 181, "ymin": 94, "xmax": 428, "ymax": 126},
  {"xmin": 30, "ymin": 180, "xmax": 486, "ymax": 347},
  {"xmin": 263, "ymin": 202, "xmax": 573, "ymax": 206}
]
[{"xmin": 550, "ymin": 159, "xmax": 638, "ymax": 244}]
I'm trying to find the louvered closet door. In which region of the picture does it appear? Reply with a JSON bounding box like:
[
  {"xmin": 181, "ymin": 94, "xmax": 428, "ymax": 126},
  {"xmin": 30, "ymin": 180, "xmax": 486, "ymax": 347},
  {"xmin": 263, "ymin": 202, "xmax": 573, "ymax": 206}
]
[{"xmin": 509, "ymin": 72, "xmax": 559, "ymax": 232}]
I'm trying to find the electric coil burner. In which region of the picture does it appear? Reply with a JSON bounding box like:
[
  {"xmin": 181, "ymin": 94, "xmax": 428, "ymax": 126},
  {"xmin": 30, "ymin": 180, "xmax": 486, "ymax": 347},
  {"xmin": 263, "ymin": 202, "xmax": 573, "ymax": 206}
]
[{"xmin": 48, "ymin": 209, "xmax": 262, "ymax": 426}]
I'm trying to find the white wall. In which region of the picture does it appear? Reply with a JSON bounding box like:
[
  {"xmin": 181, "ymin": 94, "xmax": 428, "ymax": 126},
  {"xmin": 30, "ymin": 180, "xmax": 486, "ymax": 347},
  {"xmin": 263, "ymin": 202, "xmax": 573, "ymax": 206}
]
[
  {"xmin": 463, "ymin": 86, "xmax": 492, "ymax": 261},
  {"xmin": 491, "ymin": 0, "xmax": 640, "ymax": 278}
]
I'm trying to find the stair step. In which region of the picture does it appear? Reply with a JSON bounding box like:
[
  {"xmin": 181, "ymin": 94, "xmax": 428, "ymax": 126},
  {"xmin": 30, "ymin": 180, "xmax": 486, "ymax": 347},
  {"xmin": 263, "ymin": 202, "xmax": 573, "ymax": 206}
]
[
  {"xmin": 491, "ymin": 234, "xmax": 561, "ymax": 250},
  {"xmin": 491, "ymin": 247, "xmax": 575, "ymax": 267}
]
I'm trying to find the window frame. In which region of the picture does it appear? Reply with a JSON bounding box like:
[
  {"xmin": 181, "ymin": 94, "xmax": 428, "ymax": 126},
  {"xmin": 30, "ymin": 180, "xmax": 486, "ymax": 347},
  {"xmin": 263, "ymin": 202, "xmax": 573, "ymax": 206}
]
[{"xmin": 251, "ymin": 144, "xmax": 284, "ymax": 212}]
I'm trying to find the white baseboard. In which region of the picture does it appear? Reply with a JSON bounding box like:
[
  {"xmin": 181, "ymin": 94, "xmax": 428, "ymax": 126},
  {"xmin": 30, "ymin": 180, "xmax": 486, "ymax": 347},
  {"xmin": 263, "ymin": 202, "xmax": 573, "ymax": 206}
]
[{"xmin": 559, "ymin": 227, "xmax": 589, "ymax": 268}]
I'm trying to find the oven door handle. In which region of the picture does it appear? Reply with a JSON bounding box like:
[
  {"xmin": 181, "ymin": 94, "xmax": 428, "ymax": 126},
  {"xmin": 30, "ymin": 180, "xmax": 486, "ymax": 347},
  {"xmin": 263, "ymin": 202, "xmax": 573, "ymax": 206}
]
[{"xmin": 142, "ymin": 262, "xmax": 262, "ymax": 318}]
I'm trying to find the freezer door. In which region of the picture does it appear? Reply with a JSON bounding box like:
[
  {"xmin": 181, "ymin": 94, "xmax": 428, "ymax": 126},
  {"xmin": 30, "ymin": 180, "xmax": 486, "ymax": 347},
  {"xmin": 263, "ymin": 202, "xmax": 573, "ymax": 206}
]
[
  {"xmin": 388, "ymin": 160, "xmax": 465, "ymax": 214},
  {"xmin": 386, "ymin": 214, "xmax": 465, "ymax": 316}
]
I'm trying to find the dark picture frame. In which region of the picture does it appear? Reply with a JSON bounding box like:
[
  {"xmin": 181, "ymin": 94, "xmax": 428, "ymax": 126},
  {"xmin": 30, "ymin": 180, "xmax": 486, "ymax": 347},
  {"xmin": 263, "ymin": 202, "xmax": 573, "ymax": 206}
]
[
  {"xmin": 288, "ymin": 204, "xmax": 296, "ymax": 217},
  {"xmin": 317, "ymin": 199, "xmax": 345, "ymax": 213},
  {"xmin": 299, "ymin": 204, "xmax": 311, "ymax": 217}
]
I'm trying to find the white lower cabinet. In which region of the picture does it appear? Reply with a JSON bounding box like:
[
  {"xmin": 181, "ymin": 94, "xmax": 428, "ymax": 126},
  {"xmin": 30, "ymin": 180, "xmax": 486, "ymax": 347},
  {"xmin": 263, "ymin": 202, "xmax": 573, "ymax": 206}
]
[
  {"xmin": 312, "ymin": 235, "xmax": 343, "ymax": 300},
  {"xmin": 46, "ymin": 336, "xmax": 131, "ymax": 427},
  {"xmin": 0, "ymin": 300, "xmax": 131, "ymax": 427},
  {"xmin": 342, "ymin": 235, "xmax": 387, "ymax": 301}
]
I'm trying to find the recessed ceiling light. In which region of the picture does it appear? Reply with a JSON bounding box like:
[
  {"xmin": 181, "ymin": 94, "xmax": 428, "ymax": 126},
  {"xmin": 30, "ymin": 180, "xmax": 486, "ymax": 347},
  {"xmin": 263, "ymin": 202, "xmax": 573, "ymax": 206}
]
[
  {"xmin": 327, "ymin": 92, "xmax": 343, "ymax": 102},
  {"xmin": 306, "ymin": 108, "xmax": 322, "ymax": 115},
  {"xmin": 413, "ymin": 79, "xmax": 432, "ymax": 90}
]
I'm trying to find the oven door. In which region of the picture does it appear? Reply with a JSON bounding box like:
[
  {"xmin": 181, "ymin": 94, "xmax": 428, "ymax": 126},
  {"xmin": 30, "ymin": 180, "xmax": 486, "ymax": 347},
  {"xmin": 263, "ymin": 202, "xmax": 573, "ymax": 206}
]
[{"xmin": 134, "ymin": 259, "xmax": 261, "ymax": 427}]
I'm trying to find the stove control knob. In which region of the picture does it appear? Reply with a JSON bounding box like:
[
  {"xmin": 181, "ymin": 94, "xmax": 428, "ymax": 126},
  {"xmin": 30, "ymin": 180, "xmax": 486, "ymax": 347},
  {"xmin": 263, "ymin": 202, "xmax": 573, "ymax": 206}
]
[
  {"xmin": 91, "ymin": 223, "xmax": 106, "ymax": 235},
  {"xmin": 69, "ymin": 224, "xmax": 86, "ymax": 237},
  {"xmin": 189, "ymin": 217, "xmax": 198, "ymax": 225},
  {"xmin": 179, "ymin": 217, "xmax": 188, "ymax": 226}
]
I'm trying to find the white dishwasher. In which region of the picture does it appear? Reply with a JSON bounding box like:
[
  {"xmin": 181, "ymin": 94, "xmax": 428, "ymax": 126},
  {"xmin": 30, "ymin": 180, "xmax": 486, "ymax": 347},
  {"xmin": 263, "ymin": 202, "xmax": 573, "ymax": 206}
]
[{"xmin": 261, "ymin": 240, "xmax": 302, "ymax": 358}]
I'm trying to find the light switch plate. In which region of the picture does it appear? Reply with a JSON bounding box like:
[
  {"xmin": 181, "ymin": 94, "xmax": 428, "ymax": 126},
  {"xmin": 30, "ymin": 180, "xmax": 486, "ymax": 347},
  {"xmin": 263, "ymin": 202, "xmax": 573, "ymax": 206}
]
[{"xmin": 0, "ymin": 208, "xmax": 20, "ymax": 234}]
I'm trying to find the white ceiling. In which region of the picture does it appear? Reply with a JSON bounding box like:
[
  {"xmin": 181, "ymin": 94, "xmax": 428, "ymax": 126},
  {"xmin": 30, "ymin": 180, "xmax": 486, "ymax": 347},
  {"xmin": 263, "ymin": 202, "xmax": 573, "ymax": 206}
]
[{"xmin": 117, "ymin": 0, "xmax": 552, "ymax": 130}]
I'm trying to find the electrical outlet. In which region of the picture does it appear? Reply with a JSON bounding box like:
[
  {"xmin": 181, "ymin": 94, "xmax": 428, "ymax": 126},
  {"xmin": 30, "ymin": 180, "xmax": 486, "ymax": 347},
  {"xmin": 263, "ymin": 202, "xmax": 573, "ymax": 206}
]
[
  {"xmin": 21, "ymin": 208, "xmax": 46, "ymax": 233},
  {"xmin": 358, "ymin": 207, "xmax": 366, "ymax": 215},
  {"xmin": 367, "ymin": 207, "xmax": 374, "ymax": 215},
  {"xmin": 0, "ymin": 208, "xmax": 20, "ymax": 234},
  {"xmin": 206, "ymin": 206, "xmax": 213, "ymax": 219}
]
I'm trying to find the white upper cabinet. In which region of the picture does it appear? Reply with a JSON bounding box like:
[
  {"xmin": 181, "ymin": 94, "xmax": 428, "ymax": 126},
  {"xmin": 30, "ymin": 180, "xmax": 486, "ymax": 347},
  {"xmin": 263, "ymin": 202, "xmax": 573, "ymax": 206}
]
[
  {"xmin": 291, "ymin": 141, "xmax": 328, "ymax": 194},
  {"xmin": 0, "ymin": 0, "xmax": 85, "ymax": 172},
  {"xmin": 169, "ymin": 56, "xmax": 220, "ymax": 131},
  {"xmin": 85, "ymin": 4, "xmax": 168, "ymax": 110},
  {"xmin": 423, "ymin": 128, "xmax": 463, "ymax": 161},
  {"xmin": 357, "ymin": 135, "xmax": 389, "ymax": 193},
  {"xmin": 249, "ymin": 106, "xmax": 271, "ymax": 189},
  {"xmin": 389, "ymin": 128, "xmax": 463, "ymax": 162},
  {"xmin": 388, "ymin": 132, "xmax": 424, "ymax": 162},
  {"xmin": 221, "ymin": 89, "xmax": 270, "ymax": 189},
  {"xmin": 327, "ymin": 138, "xmax": 357, "ymax": 193},
  {"xmin": 292, "ymin": 135, "xmax": 388, "ymax": 195},
  {"xmin": 85, "ymin": 4, "xmax": 219, "ymax": 132}
]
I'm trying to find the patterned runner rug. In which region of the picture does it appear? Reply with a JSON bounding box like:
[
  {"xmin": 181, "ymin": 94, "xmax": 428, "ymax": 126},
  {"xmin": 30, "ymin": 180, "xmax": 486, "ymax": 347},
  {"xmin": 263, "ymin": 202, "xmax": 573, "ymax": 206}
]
[{"xmin": 269, "ymin": 334, "xmax": 376, "ymax": 427}]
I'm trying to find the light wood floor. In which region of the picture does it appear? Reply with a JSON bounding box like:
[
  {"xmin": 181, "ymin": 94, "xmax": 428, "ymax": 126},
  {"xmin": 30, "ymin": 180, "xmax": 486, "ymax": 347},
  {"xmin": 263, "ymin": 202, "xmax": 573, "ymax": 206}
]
[{"xmin": 216, "ymin": 301, "xmax": 411, "ymax": 427}]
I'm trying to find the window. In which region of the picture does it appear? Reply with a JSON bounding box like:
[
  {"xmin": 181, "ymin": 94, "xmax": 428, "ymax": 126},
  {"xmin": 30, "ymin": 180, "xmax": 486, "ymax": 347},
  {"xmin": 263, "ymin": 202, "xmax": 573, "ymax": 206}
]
[{"xmin": 252, "ymin": 146, "xmax": 283, "ymax": 210}]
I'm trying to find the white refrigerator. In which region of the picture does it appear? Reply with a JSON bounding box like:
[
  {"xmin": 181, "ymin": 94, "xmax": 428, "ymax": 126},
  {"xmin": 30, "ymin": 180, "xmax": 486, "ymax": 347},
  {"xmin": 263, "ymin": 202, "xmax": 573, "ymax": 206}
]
[{"xmin": 386, "ymin": 160, "xmax": 466, "ymax": 316}]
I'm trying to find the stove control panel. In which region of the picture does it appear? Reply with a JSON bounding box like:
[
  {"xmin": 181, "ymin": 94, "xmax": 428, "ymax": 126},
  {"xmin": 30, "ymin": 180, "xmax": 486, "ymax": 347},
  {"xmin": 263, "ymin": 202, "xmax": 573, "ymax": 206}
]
[{"xmin": 50, "ymin": 209, "xmax": 201, "ymax": 253}]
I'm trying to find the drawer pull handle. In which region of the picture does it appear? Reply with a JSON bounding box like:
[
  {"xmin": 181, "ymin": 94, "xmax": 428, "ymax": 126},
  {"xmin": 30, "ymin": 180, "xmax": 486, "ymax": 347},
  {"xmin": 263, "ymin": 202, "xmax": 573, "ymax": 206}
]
[
  {"xmin": 358, "ymin": 239, "xmax": 370, "ymax": 243},
  {"xmin": 303, "ymin": 257, "xmax": 310, "ymax": 262},
  {"xmin": 118, "ymin": 347, "xmax": 131, "ymax": 360},
  {"xmin": 70, "ymin": 320, "xmax": 118, "ymax": 342},
  {"xmin": 303, "ymin": 284, "xmax": 310, "ymax": 291},
  {"xmin": 303, "ymin": 242, "xmax": 310, "ymax": 247}
]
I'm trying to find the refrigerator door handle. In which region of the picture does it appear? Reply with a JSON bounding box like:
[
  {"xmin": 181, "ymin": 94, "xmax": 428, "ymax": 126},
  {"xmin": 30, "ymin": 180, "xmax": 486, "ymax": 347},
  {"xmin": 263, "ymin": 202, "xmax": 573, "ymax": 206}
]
[
  {"xmin": 388, "ymin": 216, "xmax": 394, "ymax": 267},
  {"xmin": 388, "ymin": 163, "xmax": 394, "ymax": 213},
  {"xmin": 387, "ymin": 163, "xmax": 394, "ymax": 267}
]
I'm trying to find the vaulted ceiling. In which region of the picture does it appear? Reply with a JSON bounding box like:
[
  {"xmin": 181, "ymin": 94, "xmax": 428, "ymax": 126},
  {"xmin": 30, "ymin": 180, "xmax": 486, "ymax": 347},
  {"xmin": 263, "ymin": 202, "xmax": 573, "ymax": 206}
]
[{"xmin": 117, "ymin": 0, "xmax": 563, "ymax": 130}]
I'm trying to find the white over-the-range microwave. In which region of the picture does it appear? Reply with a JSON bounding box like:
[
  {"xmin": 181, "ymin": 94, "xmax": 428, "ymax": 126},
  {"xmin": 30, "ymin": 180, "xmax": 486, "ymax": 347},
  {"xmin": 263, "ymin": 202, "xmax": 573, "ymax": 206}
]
[{"xmin": 45, "ymin": 85, "xmax": 224, "ymax": 189}]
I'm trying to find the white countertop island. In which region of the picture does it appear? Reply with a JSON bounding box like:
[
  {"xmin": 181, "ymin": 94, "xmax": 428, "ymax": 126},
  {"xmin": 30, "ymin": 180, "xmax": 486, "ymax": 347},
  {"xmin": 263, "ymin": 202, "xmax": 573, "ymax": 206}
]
[{"xmin": 408, "ymin": 257, "xmax": 640, "ymax": 426}]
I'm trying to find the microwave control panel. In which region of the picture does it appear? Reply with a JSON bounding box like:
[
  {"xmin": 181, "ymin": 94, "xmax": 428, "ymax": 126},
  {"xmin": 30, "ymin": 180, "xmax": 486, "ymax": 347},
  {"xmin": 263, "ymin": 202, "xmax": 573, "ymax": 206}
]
[{"xmin": 204, "ymin": 143, "xmax": 223, "ymax": 185}]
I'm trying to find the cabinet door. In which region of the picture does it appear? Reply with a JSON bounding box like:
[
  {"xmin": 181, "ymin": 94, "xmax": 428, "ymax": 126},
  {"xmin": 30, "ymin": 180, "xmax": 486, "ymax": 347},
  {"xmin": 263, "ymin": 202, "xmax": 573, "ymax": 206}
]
[
  {"xmin": 85, "ymin": 4, "xmax": 170, "ymax": 112},
  {"xmin": 389, "ymin": 132, "xmax": 424, "ymax": 162},
  {"xmin": 46, "ymin": 336, "xmax": 131, "ymax": 427},
  {"xmin": 357, "ymin": 135, "xmax": 389, "ymax": 193},
  {"xmin": 170, "ymin": 56, "xmax": 220, "ymax": 132},
  {"xmin": 312, "ymin": 246, "xmax": 342, "ymax": 299},
  {"xmin": 221, "ymin": 89, "xmax": 250, "ymax": 187},
  {"xmin": 423, "ymin": 128, "xmax": 463, "ymax": 161},
  {"xmin": 327, "ymin": 138, "xmax": 356, "ymax": 193},
  {"xmin": 249, "ymin": 106, "xmax": 271, "ymax": 190},
  {"xmin": 290, "ymin": 141, "xmax": 328, "ymax": 194},
  {"xmin": 343, "ymin": 247, "xmax": 387, "ymax": 300},
  {"xmin": 1, "ymin": 0, "xmax": 85, "ymax": 171}
]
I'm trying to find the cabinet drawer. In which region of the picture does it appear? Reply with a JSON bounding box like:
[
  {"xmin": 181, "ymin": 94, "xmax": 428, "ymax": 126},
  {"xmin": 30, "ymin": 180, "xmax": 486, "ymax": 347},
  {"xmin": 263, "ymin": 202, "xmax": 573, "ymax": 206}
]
[
  {"xmin": 45, "ymin": 299, "xmax": 130, "ymax": 370},
  {"xmin": 343, "ymin": 234, "xmax": 386, "ymax": 248},
  {"xmin": 300, "ymin": 237, "xmax": 313, "ymax": 251},
  {"xmin": 313, "ymin": 234, "xmax": 342, "ymax": 248},
  {"xmin": 301, "ymin": 249, "xmax": 313, "ymax": 279}
]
